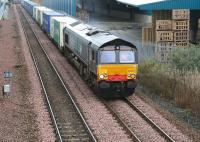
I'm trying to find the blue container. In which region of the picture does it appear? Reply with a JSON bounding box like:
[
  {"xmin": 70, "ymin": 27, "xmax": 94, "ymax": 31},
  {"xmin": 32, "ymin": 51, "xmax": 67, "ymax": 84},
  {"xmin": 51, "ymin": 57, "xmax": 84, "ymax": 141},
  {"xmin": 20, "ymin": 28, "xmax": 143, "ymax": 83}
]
[
  {"xmin": 43, "ymin": 11, "xmax": 64, "ymax": 34},
  {"xmin": 23, "ymin": 0, "xmax": 38, "ymax": 16}
]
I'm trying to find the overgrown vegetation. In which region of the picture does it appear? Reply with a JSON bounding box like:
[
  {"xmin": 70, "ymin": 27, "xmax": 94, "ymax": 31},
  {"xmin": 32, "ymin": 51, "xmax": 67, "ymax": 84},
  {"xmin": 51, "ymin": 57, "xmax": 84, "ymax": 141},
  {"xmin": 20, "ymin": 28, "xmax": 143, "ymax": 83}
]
[
  {"xmin": 138, "ymin": 45, "xmax": 200, "ymax": 116},
  {"xmin": 170, "ymin": 44, "xmax": 200, "ymax": 71}
]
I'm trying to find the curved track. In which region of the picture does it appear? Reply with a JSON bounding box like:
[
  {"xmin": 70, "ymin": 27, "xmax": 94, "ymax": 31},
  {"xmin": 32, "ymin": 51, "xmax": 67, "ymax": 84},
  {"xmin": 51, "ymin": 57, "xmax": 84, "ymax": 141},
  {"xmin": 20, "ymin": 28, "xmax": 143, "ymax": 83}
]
[{"xmin": 17, "ymin": 5, "xmax": 96, "ymax": 142}]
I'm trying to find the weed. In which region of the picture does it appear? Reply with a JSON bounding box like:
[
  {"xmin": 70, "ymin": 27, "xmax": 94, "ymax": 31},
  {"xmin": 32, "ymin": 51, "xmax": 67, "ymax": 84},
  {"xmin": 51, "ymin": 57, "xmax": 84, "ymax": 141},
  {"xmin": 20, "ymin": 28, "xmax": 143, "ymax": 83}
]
[
  {"xmin": 138, "ymin": 60, "xmax": 200, "ymax": 116},
  {"xmin": 14, "ymin": 64, "xmax": 23, "ymax": 69}
]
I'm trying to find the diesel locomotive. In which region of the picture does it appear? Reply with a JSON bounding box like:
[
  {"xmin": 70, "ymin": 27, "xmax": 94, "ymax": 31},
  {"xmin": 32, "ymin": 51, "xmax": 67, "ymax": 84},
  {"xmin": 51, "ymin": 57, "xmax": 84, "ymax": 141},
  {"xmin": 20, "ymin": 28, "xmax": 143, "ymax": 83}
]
[{"xmin": 63, "ymin": 22, "xmax": 138, "ymax": 96}]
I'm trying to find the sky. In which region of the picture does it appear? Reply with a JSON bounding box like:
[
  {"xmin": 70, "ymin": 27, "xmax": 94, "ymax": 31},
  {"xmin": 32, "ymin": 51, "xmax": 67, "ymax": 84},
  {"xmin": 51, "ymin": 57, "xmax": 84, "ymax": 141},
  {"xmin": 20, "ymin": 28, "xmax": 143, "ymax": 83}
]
[{"xmin": 116, "ymin": 0, "xmax": 165, "ymax": 6}]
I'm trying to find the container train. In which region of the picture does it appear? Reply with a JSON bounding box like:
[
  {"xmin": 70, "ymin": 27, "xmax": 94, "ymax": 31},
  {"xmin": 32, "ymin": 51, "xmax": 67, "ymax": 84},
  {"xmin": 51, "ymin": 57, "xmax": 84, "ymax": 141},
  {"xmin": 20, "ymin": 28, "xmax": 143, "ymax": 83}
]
[{"xmin": 21, "ymin": 0, "xmax": 138, "ymax": 97}]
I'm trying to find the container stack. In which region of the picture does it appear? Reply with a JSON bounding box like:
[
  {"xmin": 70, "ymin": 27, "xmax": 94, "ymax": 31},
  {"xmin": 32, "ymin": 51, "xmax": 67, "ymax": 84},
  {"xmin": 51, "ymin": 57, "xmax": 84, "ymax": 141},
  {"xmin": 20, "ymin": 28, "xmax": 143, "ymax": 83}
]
[
  {"xmin": 156, "ymin": 20, "xmax": 173, "ymax": 63},
  {"xmin": 155, "ymin": 9, "xmax": 190, "ymax": 63},
  {"xmin": 77, "ymin": 9, "xmax": 89, "ymax": 22},
  {"xmin": 172, "ymin": 9, "xmax": 190, "ymax": 48},
  {"xmin": 142, "ymin": 27, "xmax": 153, "ymax": 48}
]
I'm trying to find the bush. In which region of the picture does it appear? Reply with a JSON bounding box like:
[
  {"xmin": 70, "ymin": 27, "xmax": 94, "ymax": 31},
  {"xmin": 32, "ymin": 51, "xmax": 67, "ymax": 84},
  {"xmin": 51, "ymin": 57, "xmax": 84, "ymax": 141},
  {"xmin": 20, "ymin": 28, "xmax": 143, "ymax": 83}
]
[
  {"xmin": 170, "ymin": 44, "xmax": 200, "ymax": 71},
  {"xmin": 138, "ymin": 59, "xmax": 200, "ymax": 115}
]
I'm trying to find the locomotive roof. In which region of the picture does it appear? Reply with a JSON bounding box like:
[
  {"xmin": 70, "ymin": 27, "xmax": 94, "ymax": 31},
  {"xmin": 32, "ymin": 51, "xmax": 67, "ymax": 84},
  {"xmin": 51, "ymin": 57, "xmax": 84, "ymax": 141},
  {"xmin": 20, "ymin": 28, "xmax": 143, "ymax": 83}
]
[{"xmin": 66, "ymin": 22, "xmax": 119, "ymax": 48}]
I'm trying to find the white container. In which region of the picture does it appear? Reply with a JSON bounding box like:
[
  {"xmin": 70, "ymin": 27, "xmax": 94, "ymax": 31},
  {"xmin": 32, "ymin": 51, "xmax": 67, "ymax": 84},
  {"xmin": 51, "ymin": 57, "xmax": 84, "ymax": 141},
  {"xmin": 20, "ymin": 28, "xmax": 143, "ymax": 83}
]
[
  {"xmin": 34, "ymin": 6, "xmax": 52, "ymax": 26},
  {"xmin": 33, "ymin": 6, "xmax": 42, "ymax": 20},
  {"xmin": 50, "ymin": 16, "xmax": 78, "ymax": 48}
]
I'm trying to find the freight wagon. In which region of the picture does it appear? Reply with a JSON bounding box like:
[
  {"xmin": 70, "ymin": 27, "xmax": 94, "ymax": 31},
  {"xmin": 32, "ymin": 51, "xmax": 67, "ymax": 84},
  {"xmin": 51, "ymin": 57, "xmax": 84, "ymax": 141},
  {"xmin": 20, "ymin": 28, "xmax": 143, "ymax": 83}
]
[
  {"xmin": 50, "ymin": 16, "xmax": 78, "ymax": 49},
  {"xmin": 22, "ymin": 0, "xmax": 38, "ymax": 16},
  {"xmin": 33, "ymin": 6, "xmax": 41, "ymax": 20},
  {"xmin": 43, "ymin": 11, "xmax": 64, "ymax": 35},
  {"xmin": 34, "ymin": 6, "xmax": 52, "ymax": 26}
]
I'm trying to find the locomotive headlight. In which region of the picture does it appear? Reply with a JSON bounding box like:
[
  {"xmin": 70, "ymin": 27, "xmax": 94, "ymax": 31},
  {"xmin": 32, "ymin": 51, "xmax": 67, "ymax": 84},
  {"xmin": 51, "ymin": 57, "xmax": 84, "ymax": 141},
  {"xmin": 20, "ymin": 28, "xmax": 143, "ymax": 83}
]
[
  {"xmin": 128, "ymin": 74, "xmax": 136, "ymax": 79},
  {"xmin": 99, "ymin": 73, "xmax": 108, "ymax": 80},
  {"xmin": 100, "ymin": 74, "xmax": 104, "ymax": 79},
  {"xmin": 131, "ymin": 74, "xmax": 136, "ymax": 79}
]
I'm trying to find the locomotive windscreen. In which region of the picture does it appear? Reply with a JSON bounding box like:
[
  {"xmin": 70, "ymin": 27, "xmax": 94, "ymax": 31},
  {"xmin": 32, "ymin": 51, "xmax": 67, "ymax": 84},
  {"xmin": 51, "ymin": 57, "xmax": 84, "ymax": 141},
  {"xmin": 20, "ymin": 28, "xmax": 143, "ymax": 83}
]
[{"xmin": 99, "ymin": 46, "xmax": 136, "ymax": 64}]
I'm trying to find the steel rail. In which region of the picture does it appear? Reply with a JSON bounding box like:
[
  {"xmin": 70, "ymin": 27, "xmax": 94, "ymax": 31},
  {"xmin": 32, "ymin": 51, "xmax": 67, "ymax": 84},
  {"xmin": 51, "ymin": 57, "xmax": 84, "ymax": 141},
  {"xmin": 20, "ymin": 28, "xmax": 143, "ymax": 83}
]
[
  {"xmin": 16, "ymin": 6, "xmax": 63, "ymax": 142},
  {"xmin": 124, "ymin": 98, "xmax": 175, "ymax": 142},
  {"xmin": 101, "ymin": 99, "xmax": 142, "ymax": 142},
  {"xmin": 17, "ymin": 5, "xmax": 97, "ymax": 142}
]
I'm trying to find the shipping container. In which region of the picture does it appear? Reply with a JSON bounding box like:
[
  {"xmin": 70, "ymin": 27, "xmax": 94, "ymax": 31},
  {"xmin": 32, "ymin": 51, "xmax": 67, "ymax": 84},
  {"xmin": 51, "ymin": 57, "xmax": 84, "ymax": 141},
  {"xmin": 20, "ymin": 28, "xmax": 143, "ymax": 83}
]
[
  {"xmin": 23, "ymin": 0, "xmax": 38, "ymax": 16},
  {"xmin": 43, "ymin": 11, "xmax": 64, "ymax": 35},
  {"xmin": 51, "ymin": 16, "xmax": 78, "ymax": 48},
  {"xmin": 33, "ymin": 6, "xmax": 42, "ymax": 20},
  {"xmin": 35, "ymin": 6, "xmax": 52, "ymax": 26},
  {"xmin": 42, "ymin": 0, "xmax": 77, "ymax": 17}
]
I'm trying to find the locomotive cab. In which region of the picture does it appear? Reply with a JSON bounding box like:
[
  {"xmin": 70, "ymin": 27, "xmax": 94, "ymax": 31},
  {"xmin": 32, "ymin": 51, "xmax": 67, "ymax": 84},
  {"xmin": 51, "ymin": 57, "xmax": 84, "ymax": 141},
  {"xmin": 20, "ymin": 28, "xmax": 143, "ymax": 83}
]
[{"xmin": 97, "ymin": 40, "xmax": 138, "ymax": 95}]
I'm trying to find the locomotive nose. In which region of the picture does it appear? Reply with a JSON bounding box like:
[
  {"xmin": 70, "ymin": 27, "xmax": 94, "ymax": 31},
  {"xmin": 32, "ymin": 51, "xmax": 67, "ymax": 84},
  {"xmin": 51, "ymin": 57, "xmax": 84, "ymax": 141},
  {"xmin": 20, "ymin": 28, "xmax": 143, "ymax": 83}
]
[{"xmin": 97, "ymin": 64, "xmax": 138, "ymax": 81}]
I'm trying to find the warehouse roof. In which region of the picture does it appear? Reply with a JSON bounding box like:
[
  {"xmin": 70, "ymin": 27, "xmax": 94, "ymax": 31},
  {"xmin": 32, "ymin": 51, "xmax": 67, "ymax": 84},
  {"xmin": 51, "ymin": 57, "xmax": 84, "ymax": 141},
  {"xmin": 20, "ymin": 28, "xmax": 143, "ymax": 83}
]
[
  {"xmin": 116, "ymin": 0, "xmax": 164, "ymax": 6},
  {"xmin": 139, "ymin": 0, "xmax": 200, "ymax": 10}
]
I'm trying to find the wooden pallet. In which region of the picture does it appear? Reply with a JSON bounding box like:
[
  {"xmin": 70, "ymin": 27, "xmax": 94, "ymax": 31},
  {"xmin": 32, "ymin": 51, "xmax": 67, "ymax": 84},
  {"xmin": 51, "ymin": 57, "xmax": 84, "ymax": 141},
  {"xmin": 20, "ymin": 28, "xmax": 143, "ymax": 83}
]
[
  {"xmin": 156, "ymin": 31, "xmax": 174, "ymax": 42},
  {"xmin": 174, "ymin": 41, "xmax": 189, "ymax": 47},
  {"xmin": 156, "ymin": 51, "xmax": 171, "ymax": 64},
  {"xmin": 172, "ymin": 20, "xmax": 189, "ymax": 31},
  {"xmin": 174, "ymin": 31, "xmax": 189, "ymax": 41},
  {"xmin": 172, "ymin": 9, "xmax": 190, "ymax": 20},
  {"xmin": 76, "ymin": 10, "xmax": 89, "ymax": 22},
  {"xmin": 198, "ymin": 19, "xmax": 200, "ymax": 29},
  {"xmin": 196, "ymin": 30, "xmax": 200, "ymax": 42},
  {"xmin": 156, "ymin": 42, "xmax": 174, "ymax": 52},
  {"xmin": 142, "ymin": 27, "xmax": 153, "ymax": 47},
  {"xmin": 156, "ymin": 20, "xmax": 172, "ymax": 31}
]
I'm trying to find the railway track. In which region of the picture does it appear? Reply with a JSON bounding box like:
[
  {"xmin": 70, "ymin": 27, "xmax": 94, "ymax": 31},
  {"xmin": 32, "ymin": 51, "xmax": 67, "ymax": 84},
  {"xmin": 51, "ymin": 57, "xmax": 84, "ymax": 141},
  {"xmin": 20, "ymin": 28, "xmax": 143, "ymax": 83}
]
[
  {"xmin": 16, "ymin": 5, "xmax": 96, "ymax": 142},
  {"xmin": 104, "ymin": 97, "xmax": 176, "ymax": 142},
  {"xmin": 124, "ymin": 98, "xmax": 175, "ymax": 142},
  {"xmin": 101, "ymin": 99, "xmax": 141, "ymax": 142}
]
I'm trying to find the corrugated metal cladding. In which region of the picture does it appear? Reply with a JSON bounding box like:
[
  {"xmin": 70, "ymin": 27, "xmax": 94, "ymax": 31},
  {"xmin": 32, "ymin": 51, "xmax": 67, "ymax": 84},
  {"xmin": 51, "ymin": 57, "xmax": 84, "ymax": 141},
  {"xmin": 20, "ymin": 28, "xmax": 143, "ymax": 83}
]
[
  {"xmin": 43, "ymin": 0, "xmax": 76, "ymax": 16},
  {"xmin": 139, "ymin": 0, "xmax": 200, "ymax": 10}
]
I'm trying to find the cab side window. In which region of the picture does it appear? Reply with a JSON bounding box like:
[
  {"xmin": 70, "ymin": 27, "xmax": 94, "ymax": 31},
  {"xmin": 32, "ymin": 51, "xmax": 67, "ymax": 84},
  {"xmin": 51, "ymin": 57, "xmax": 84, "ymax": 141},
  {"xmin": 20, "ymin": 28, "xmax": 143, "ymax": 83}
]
[
  {"xmin": 65, "ymin": 34, "xmax": 69, "ymax": 44},
  {"xmin": 90, "ymin": 50, "xmax": 96, "ymax": 63},
  {"xmin": 92, "ymin": 50, "xmax": 95, "ymax": 61}
]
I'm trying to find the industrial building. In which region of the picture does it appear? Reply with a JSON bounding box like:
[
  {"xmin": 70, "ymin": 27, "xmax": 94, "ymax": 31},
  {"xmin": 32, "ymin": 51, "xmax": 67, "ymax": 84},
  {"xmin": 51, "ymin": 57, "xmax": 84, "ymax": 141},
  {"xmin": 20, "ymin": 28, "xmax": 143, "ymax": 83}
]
[{"xmin": 76, "ymin": 0, "xmax": 152, "ymax": 23}]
